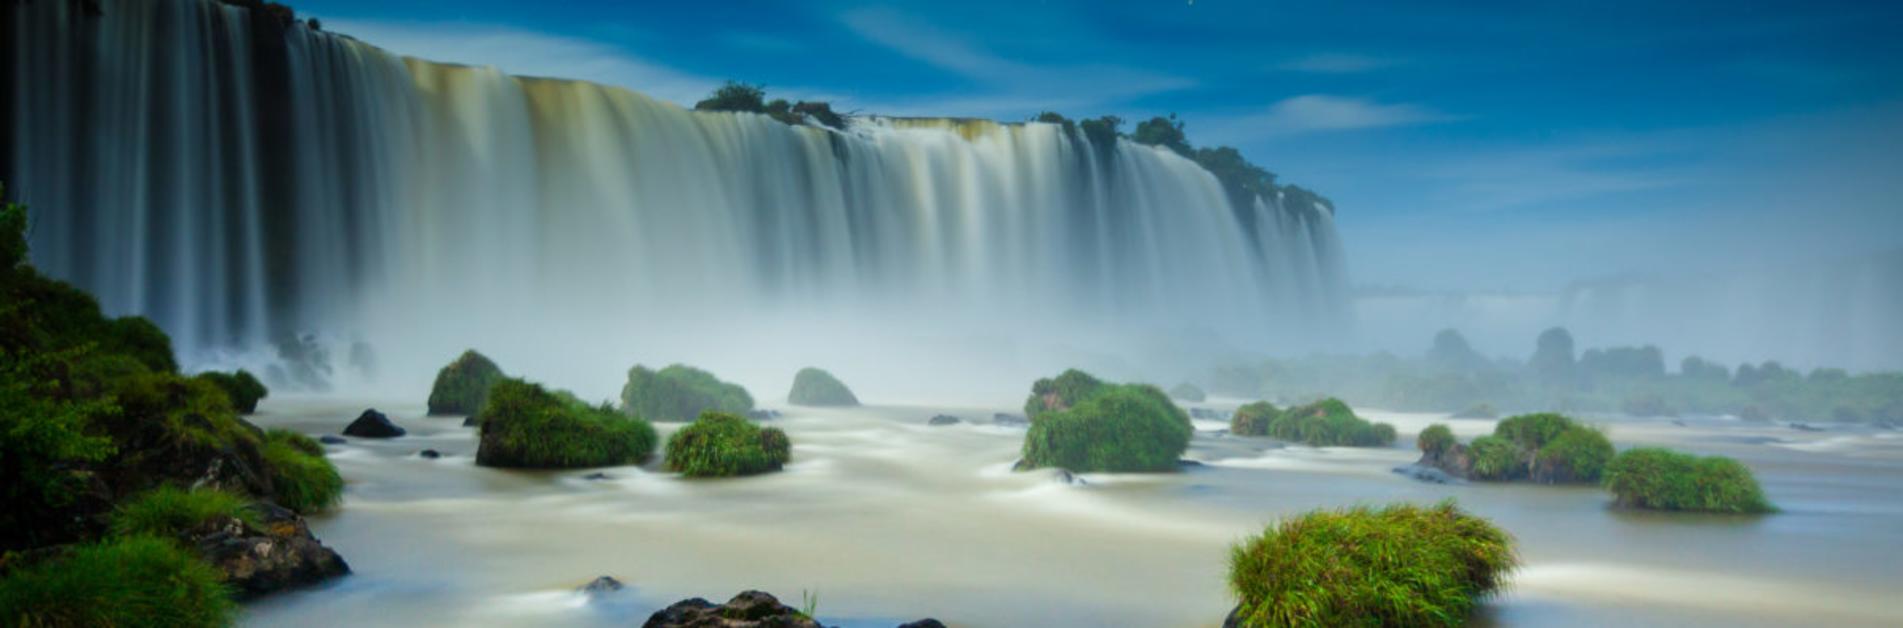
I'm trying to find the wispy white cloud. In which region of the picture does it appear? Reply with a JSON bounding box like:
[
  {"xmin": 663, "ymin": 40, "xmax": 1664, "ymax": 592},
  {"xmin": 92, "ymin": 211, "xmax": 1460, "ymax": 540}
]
[
  {"xmin": 1276, "ymin": 53, "xmax": 1400, "ymax": 74},
  {"xmin": 1203, "ymin": 95, "xmax": 1451, "ymax": 140}
]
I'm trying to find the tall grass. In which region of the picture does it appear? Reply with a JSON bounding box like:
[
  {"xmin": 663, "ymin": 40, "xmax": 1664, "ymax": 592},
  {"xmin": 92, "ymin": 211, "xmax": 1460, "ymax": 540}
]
[
  {"xmin": 262, "ymin": 429, "xmax": 343, "ymax": 513},
  {"xmin": 0, "ymin": 536, "xmax": 234, "ymax": 626},
  {"xmin": 1604, "ymin": 448, "xmax": 1773, "ymax": 513},
  {"xmin": 477, "ymin": 378, "xmax": 657, "ymax": 469},
  {"xmin": 664, "ymin": 412, "xmax": 791, "ymax": 478},
  {"xmin": 1019, "ymin": 384, "xmax": 1191, "ymax": 472},
  {"xmin": 110, "ymin": 486, "xmax": 257, "ymax": 538}
]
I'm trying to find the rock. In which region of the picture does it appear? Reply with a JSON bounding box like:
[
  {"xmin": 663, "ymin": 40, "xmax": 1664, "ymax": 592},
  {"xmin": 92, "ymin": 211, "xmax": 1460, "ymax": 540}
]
[
  {"xmin": 1393, "ymin": 463, "xmax": 1463, "ymax": 485},
  {"xmin": 343, "ymin": 408, "xmax": 405, "ymax": 438},
  {"xmin": 462, "ymin": 415, "xmax": 479, "ymax": 427},
  {"xmin": 746, "ymin": 409, "xmax": 783, "ymax": 421},
  {"xmin": 582, "ymin": 472, "xmax": 613, "ymax": 481},
  {"xmin": 927, "ymin": 414, "xmax": 961, "ymax": 426},
  {"xmin": 1054, "ymin": 469, "xmax": 1088, "ymax": 485},
  {"xmin": 318, "ymin": 435, "xmax": 347, "ymax": 445},
  {"xmin": 578, "ymin": 575, "xmax": 624, "ymax": 597},
  {"xmin": 1789, "ymin": 422, "xmax": 1824, "ymax": 432},
  {"xmin": 992, "ymin": 413, "xmax": 1028, "ymax": 427},
  {"xmin": 1223, "ymin": 605, "xmax": 1243, "ymax": 628},
  {"xmin": 897, "ymin": 621, "xmax": 946, "ymax": 628},
  {"xmin": 1178, "ymin": 459, "xmax": 1206, "ymax": 469},
  {"xmin": 1010, "ymin": 458, "xmax": 1033, "ymax": 471},
  {"xmin": 643, "ymin": 590, "xmax": 822, "ymax": 628},
  {"xmin": 419, "ymin": 449, "xmax": 441, "ymax": 459},
  {"xmin": 185, "ymin": 502, "xmax": 349, "ymax": 600}
]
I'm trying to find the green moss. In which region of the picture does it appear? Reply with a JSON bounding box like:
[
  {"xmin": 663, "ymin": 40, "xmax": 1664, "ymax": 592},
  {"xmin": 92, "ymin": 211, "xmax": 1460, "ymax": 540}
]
[
  {"xmin": 1259, "ymin": 398, "xmax": 1395, "ymax": 447},
  {"xmin": 1227, "ymin": 500, "xmax": 1517, "ymax": 627},
  {"xmin": 1229, "ymin": 401, "xmax": 1280, "ymax": 436},
  {"xmin": 620, "ymin": 364, "xmax": 753, "ymax": 423},
  {"xmin": 262, "ymin": 429, "xmax": 342, "ymax": 513},
  {"xmin": 477, "ymin": 378, "xmax": 657, "ymax": 469},
  {"xmin": 426, "ymin": 350, "xmax": 504, "ymax": 416},
  {"xmin": 787, "ymin": 367, "xmax": 858, "ymax": 407},
  {"xmin": 1020, "ymin": 384, "xmax": 1192, "ymax": 473},
  {"xmin": 1418, "ymin": 423, "xmax": 1456, "ymax": 456},
  {"xmin": 1168, "ymin": 382, "xmax": 1206, "ymax": 402},
  {"xmin": 195, "ymin": 370, "xmax": 268, "ymax": 414},
  {"xmin": 109, "ymin": 486, "xmax": 257, "ymax": 538},
  {"xmin": 0, "ymin": 536, "xmax": 234, "ymax": 626},
  {"xmin": 1467, "ymin": 436, "xmax": 1522, "ymax": 481},
  {"xmin": 1604, "ymin": 448, "xmax": 1773, "ymax": 513},
  {"xmin": 664, "ymin": 412, "xmax": 791, "ymax": 478},
  {"xmin": 1023, "ymin": 369, "xmax": 1105, "ymax": 422}
]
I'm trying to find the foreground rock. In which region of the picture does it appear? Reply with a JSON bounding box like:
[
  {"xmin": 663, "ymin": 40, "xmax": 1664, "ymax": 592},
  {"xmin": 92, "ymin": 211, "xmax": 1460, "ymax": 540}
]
[
  {"xmin": 343, "ymin": 408, "xmax": 405, "ymax": 438},
  {"xmin": 185, "ymin": 502, "xmax": 350, "ymax": 599},
  {"xmin": 644, "ymin": 590, "xmax": 822, "ymax": 627}
]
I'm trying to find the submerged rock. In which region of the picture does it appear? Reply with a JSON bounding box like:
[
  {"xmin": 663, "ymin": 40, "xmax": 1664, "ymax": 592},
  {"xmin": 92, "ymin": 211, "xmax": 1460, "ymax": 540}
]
[
  {"xmin": 186, "ymin": 502, "xmax": 349, "ymax": 599},
  {"xmin": 927, "ymin": 414, "xmax": 961, "ymax": 426},
  {"xmin": 343, "ymin": 409, "xmax": 405, "ymax": 438},
  {"xmin": 578, "ymin": 575, "xmax": 625, "ymax": 597},
  {"xmin": 992, "ymin": 413, "xmax": 1028, "ymax": 427},
  {"xmin": 644, "ymin": 590, "xmax": 821, "ymax": 628},
  {"xmin": 419, "ymin": 449, "xmax": 441, "ymax": 459},
  {"xmin": 1054, "ymin": 469, "xmax": 1088, "ymax": 486},
  {"xmin": 1392, "ymin": 463, "xmax": 1463, "ymax": 485},
  {"xmin": 582, "ymin": 472, "xmax": 613, "ymax": 481},
  {"xmin": 1789, "ymin": 422, "xmax": 1825, "ymax": 432},
  {"xmin": 318, "ymin": 435, "xmax": 347, "ymax": 445}
]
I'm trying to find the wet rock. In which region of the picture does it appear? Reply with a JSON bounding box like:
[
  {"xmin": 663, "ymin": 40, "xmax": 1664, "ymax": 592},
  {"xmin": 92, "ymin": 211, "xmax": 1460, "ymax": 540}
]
[
  {"xmin": 185, "ymin": 502, "xmax": 349, "ymax": 599},
  {"xmin": 318, "ymin": 435, "xmax": 348, "ymax": 445},
  {"xmin": 1414, "ymin": 443, "xmax": 1474, "ymax": 480},
  {"xmin": 1055, "ymin": 469, "xmax": 1088, "ymax": 485},
  {"xmin": 1178, "ymin": 459, "xmax": 1207, "ymax": 469},
  {"xmin": 579, "ymin": 575, "xmax": 624, "ymax": 597},
  {"xmin": 582, "ymin": 472, "xmax": 613, "ymax": 481},
  {"xmin": 343, "ymin": 408, "xmax": 405, "ymax": 438},
  {"xmin": 927, "ymin": 414, "xmax": 961, "ymax": 426},
  {"xmin": 643, "ymin": 590, "xmax": 821, "ymax": 628},
  {"xmin": 462, "ymin": 415, "xmax": 479, "ymax": 427},
  {"xmin": 746, "ymin": 409, "xmax": 784, "ymax": 421},
  {"xmin": 897, "ymin": 621, "xmax": 947, "ymax": 628},
  {"xmin": 992, "ymin": 413, "xmax": 1028, "ymax": 427},
  {"xmin": 1223, "ymin": 605, "xmax": 1243, "ymax": 628},
  {"xmin": 1393, "ymin": 463, "xmax": 1463, "ymax": 485},
  {"xmin": 419, "ymin": 449, "xmax": 441, "ymax": 459}
]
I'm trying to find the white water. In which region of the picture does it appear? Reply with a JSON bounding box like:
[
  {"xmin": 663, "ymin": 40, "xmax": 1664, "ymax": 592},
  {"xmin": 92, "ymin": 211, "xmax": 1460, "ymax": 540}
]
[{"xmin": 3, "ymin": 0, "xmax": 1347, "ymax": 400}]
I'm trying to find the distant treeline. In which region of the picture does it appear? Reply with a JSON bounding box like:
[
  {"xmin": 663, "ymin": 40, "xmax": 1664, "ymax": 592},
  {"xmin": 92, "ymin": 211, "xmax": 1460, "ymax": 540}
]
[{"xmin": 1210, "ymin": 328, "xmax": 1903, "ymax": 424}]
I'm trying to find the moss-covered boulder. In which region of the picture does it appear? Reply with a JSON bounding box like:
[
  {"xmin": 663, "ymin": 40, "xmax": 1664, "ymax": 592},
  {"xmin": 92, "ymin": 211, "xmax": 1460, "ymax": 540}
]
[
  {"xmin": 1253, "ymin": 398, "xmax": 1395, "ymax": 447},
  {"xmin": 1603, "ymin": 448, "xmax": 1773, "ymax": 513},
  {"xmin": 1226, "ymin": 501, "xmax": 1517, "ymax": 627},
  {"xmin": 427, "ymin": 350, "xmax": 504, "ymax": 416},
  {"xmin": 1229, "ymin": 401, "xmax": 1280, "ymax": 436},
  {"xmin": 1018, "ymin": 376, "xmax": 1192, "ymax": 473},
  {"xmin": 195, "ymin": 369, "xmax": 268, "ymax": 414},
  {"xmin": 476, "ymin": 378, "xmax": 657, "ymax": 469},
  {"xmin": 787, "ymin": 367, "xmax": 858, "ymax": 407},
  {"xmin": 1170, "ymin": 382, "xmax": 1207, "ymax": 402},
  {"xmin": 1023, "ymin": 368, "xmax": 1105, "ymax": 422},
  {"xmin": 664, "ymin": 412, "xmax": 791, "ymax": 478},
  {"xmin": 621, "ymin": 364, "xmax": 754, "ymax": 422}
]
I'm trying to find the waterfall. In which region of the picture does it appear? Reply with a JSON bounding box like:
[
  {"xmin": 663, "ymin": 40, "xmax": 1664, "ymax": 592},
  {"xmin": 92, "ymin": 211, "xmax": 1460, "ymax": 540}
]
[{"xmin": 3, "ymin": 0, "xmax": 1349, "ymax": 398}]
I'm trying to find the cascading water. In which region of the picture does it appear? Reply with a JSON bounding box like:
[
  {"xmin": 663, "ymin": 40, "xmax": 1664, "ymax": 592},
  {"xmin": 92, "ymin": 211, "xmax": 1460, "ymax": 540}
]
[{"xmin": 3, "ymin": 0, "xmax": 1348, "ymax": 400}]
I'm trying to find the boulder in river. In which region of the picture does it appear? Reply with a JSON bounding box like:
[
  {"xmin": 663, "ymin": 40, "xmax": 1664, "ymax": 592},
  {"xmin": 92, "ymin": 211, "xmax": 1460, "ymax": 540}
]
[
  {"xmin": 578, "ymin": 575, "xmax": 625, "ymax": 598},
  {"xmin": 318, "ymin": 435, "xmax": 347, "ymax": 445},
  {"xmin": 185, "ymin": 502, "xmax": 350, "ymax": 599},
  {"xmin": 343, "ymin": 408, "xmax": 405, "ymax": 438},
  {"xmin": 419, "ymin": 449, "xmax": 441, "ymax": 459},
  {"xmin": 928, "ymin": 414, "xmax": 961, "ymax": 426},
  {"xmin": 897, "ymin": 621, "xmax": 947, "ymax": 628},
  {"xmin": 643, "ymin": 590, "xmax": 821, "ymax": 628}
]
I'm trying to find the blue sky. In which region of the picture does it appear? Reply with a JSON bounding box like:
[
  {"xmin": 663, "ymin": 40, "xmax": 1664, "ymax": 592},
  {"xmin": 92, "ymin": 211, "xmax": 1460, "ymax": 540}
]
[{"xmin": 299, "ymin": 0, "xmax": 1903, "ymax": 293}]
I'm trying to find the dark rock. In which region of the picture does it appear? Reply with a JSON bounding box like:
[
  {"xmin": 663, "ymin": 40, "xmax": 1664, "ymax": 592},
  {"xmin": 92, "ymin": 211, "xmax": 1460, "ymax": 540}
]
[
  {"xmin": 1671, "ymin": 420, "xmax": 1688, "ymax": 427},
  {"xmin": 582, "ymin": 472, "xmax": 613, "ymax": 481},
  {"xmin": 927, "ymin": 414, "xmax": 961, "ymax": 426},
  {"xmin": 1789, "ymin": 422, "xmax": 1824, "ymax": 432},
  {"xmin": 579, "ymin": 575, "xmax": 624, "ymax": 597},
  {"xmin": 185, "ymin": 502, "xmax": 349, "ymax": 599},
  {"xmin": 1010, "ymin": 458, "xmax": 1032, "ymax": 471},
  {"xmin": 992, "ymin": 413, "xmax": 1028, "ymax": 427},
  {"xmin": 343, "ymin": 408, "xmax": 405, "ymax": 438},
  {"xmin": 1054, "ymin": 469, "xmax": 1088, "ymax": 485},
  {"xmin": 1874, "ymin": 420, "xmax": 1898, "ymax": 431},
  {"xmin": 419, "ymin": 449, "xmax": 441, "ymax": 459},
  {"xmin": 318, "ymin": 435, "xmax": 348, "ymax": 445},
  {"xmin": 1223, "ymin": 605, "xmax": 1243, "ymax": 628},
  {"xmin": 643, "ymin": 590, "xmax": 822, "ymax": 628},
  {"xmin": 897, "ymin": 621, "xmax": 947, "ymax": 628},
  {"xmin": 1393, "ymin": 463, "xmax": 1463, "ymax": 485},
  {"xmin": 462, "ymin": 415, "xmax": 479, "ymax": 427},
  {"xmin": 747, "ymin": 409, "xmax": 783, "ymax": 421},
  {"xmin": 1178, "ymin": 459, "xmax": 1207, "ymax": 468},
  {"xmin": 1414, "ymin": 442, "xmax": 1474, "ymax": 480}
]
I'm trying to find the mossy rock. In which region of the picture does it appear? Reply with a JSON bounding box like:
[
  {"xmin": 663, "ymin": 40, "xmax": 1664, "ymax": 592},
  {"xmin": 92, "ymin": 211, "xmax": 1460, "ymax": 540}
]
[
  {"xmin": 108, "ymin": 485, "xmax": 258, "ymax": 538},
  {"xmin": 1227, "ymin": 500, "xmax": 1517, "ymax": 627},
  {"xmin": 1169, "ymin": 382, "xmax": 1206, "ymax": 402},
  {"xmin": 1229, "ymin": 401, "xmax": 1280, "ymax": 436},
  {"xmin": 664, "ymin": 412, "xmax": 791, "ymax": 478},
  {"xmin": 1023, "ymin": 369, "xmax": 1105, "ymax": 422},
  {"xmin": 1019, "ymin": 382, "xmax": 1191, "ymax": 473},
  {"xmin": 476, "ymin": 378, "xmax": 657, "ymax": 469},
  {"xmin": 195, "ymin": 370, "xmax": 268, "ymax": 414},
  {"xmin": 787, "ymin": 367, "xmax": 858, "ymax": 407},
  {"xmin": 621, "ymin": 364, "xmax": 753, "ymax": 422},
  {"xmin": 427, "ymin": 350, "xmax": 504, "ymax": 416},
  {"xmin": 1257, "ymin": 398, "xmax": 1395, "ymax": 447},
  {"xmin": 262, "ymin": 429, "xmax": 343, "ymax": 513},
  {"xmin": 0, "ymin": 536, "xmax": 234, "ymax": 626},
  {"xmin": 1604, "ymin": 448, "xmax": 1773, "ymax": 513}
]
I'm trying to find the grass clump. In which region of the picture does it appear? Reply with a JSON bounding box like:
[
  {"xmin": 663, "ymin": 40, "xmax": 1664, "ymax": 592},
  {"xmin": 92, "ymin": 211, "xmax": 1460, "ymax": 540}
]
[
  {"xmin": 196, "ymin": 369, "xmax": 268, "ymax": 414},
  {"xmin": 1259, "ymin": 398, "xmax": 1395, "ymax": 447},
  {"xmin": 1603, "ymin": 448, "xmax": 1773, "ymax": 513},
  {"xmin": 621, "ymin": 364, "xmax": 754, "ymax": 422},
  {"xmin": 1229, "ymin": 401, "xmax": 1280, "ymax": 436},
  {"xmin": 109, "ymin": 486, "xmax": 257, "ymax": 538},
  {"xmin": 262, "ymin": 429, "xmax": 343, "ymax": 513},
  {"xmin": 0, "ymin": 536, "xmax": 234, "ymax": 626},
  {"xmin": 1227, "ymin": 500, "xmax": 1517, "ymax": 627},
  {"xmin": 1467, "ymin": 413, "xmax": 1613, "ymax": 483},
  {"xmin": 1417, "ymin": 423, "xmax": 1456, "ymax": 456},
  {"xmin": 1467, "ymin": 436, "xmax": 1521, "ymax": 481},
  {"xmin": 664, "ymin": 412, "xmax": 791, "ymax": 478},
  {"xmin": 427, "ymin": 350, "xmax": 504, "ymax": 415},
  {"xmin": 787, "ymin": 367, "xmax": 858, "ymax": 407},
  {"xmin": 1023, "ymin": 369, "xmax": 1105, "ymax": 422},
  {"xmin": 477, "ymin": 378, "xmax": 657, "ymax": 469},
  {"xmin": 1020, "ymin": 382, "xmax": 1192, "ymax": 473}
]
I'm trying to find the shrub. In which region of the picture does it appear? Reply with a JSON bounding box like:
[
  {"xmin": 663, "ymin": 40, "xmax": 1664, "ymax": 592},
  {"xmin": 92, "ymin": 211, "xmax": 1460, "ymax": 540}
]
[
  {"xmin": 1229, "ymin": 401, "xmax": 1280, "ymax": 436},
  {"xmin": 109, "ymin": 486, "xmax": 256, "ymax": 538},
  {"xmin": 1023, "ymin": 369, "xmax": 1106, "ymax": 422},
  {"xmin": 1261, "ymin": 398, "xmax": 1395, "ymax": 447},
  {"xmin": 0, "ymin": 536, "xmax": 234, "ymax": 626},
  {"xmin": 1533, "ymin": 426, "xmax": 1614, "ymax": 483},
  {"xmin": 1418, "ymin": 423, "xmax": 1456, "ymax": 456},
  {"xmin": 1603, "ymin": 448, "xmax": 1773, "ymax": 513},
  {"xmin": 621, "ymin": 364, "xmax": 754, "ymax": 422},
  {"xmin": 477, "ymin": 378, "xmax": 657, "ymax": 469},
  {"xmin": 196, "ymin": 369, "xmax": 268, "ymax": 414},
  {"xmin": 1169, "ymin": 382, "xmax": 1206, "ymax": 402},
  {"xmin": 1227, "ymin": 500, "xmax": 1517, "ymax": 627},
  {"xmin": 1130, "ymin": 114, "xmax": 1192, "ymax": 157},
  {"xmin": 695, "ymin": 81, "xmax": 767, "ymax": 113},
  {"xmin": 1474, "ymin": 413, "xmax": 1613, "ymax": 483},
  {"xmin": 1467, "ymin": 436, "xmax": 1521, "ymax": 481},
  {"xmin": 664, "ymin": 412, "xmax": 791, "ymax": 478},
  {"xmin": 1019, "ymin": 384, "xmax": 1191, "ymax": 472},
  {"xmin": 262, "ymin": 429, "xmax": 343, "ymax": 513},
  {"xmin": 426, "ymin": 350, "xmax": 504, "ymax": 415},
  {"xmin": 787, "ymin": 367, "xmax": 858, "ymax": 407}
]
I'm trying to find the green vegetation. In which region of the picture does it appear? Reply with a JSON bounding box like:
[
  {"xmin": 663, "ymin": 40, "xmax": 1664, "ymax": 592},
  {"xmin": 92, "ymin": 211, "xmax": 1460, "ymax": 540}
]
[
  {"xmin": 109, "ymin": 486, "xmax": 257, "ymax": 538},
  {"xmin": 1453, "ymin": 413, "xmax": 1613, "ymax": 483},
  {"xmin": 197, "ymin": 369, "xmax": 268, "ymax": 414},
  {"xmin": 477, "ymin": 378, "xmax": 657, "ymax": 469},
  {"xmin": 1028, "ymin": 111, "xmax": 1333, "ymax": 218},
  {"xmin": 1019, "ymin": 373, "xmax": 1192, "ymax": 473},
  {"xmin": 1467, "ymin": 436, "xmax": 1520, "ymax": 480},
  {"xmin": 1229, "ymin": 401, "xmax": 1280, "ymax": 436},
  {"xmin": 1255, "ymin": 398, "xmax": 1395, "ymax": 447},
  {"xmin": 1417, "ymin": 423, "xmax": 1456, "ymax": 456},
  {"xmin": 1604, "ymin": 448, "xmax": 1773, "ymax": 513},
  {"xmin": 0, "ymin": 536, "xmax": 234, "ymax": 626},
  {"xmin": 1168, "ymin": 382, "xmax": 1206, "ymax": 402},
  {"xmin": 1227, "ymin": 501, "xmax": 1517, "ymax": 627},
  {"xmin": 262, "ymin": 429, "xmax": 343, "ymax": 513},
  {"xmin": 664, "ymin": 412, "xmax": 792, "ymax": 478},
  {"xmin": 787, "ymin": 367, "xmax": 859, "ymax": 407},
  {"xmin": 695, "ymin": 81, "xmax": 848, "ymax": 129},
  {"xmin": 426, "ymin": 349, "xmax": 504, "ymax": 416},
  {"xmin": 621, "ymin": 364, "xmax": 754, "ymax": 422}
]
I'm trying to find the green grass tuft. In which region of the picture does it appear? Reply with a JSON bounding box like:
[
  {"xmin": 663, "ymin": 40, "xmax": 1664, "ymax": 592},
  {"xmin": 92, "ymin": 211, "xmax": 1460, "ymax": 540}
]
[
  {"xmin": 1604, "ymin": 447, "xmax": 1774, "ymax": 513},
  {"xmin": 621, "ymin": 364, "xmax": 754, "ymax": 422},
  {"xmin": 194, "ymin": 370, "xmax": 268, "ymax": 414},
  {"xmin": 0, "ymin": 536, "xmax": 234, "ymax": 626},
  {"xmin": 109, "ymin": 485, "xmax": 257, "ymax": 538},
  {"xmin": 477, "ymin": 378, "xmax": 657, "ymax": 469},
  {"xmin": 1020, "ymin": 383, "xmax": 1192, "ymax": 472},
  {"xmin": 1417, "ymin": 423, "xmax": 1456, "ymax": 456},
  {"xmin": 664, "ymin": 411, "xmax": 791, "ymax": 478},
  {"xmin": 1258, "ymin": 398, "xmax": 1395, "ymax": 447},
  {"xmin": 262, "ymin": 429, "xmax": 343, "ymax": 513}
]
